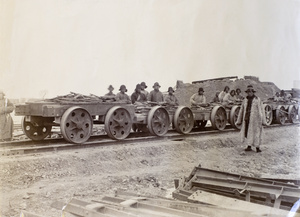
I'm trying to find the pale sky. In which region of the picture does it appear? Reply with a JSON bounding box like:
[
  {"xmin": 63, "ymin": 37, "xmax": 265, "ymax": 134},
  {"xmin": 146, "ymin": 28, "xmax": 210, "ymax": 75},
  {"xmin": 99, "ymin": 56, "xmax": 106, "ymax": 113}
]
[{"xmin": 0, "ymin": 0, "xmax": 300, "ymax": 98}]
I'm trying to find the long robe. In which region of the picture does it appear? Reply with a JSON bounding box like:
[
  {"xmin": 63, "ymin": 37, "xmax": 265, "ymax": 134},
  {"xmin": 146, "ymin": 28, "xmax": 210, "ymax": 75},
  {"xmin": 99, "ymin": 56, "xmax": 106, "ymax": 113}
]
[
  {"xmin": 0, "ymin": 98, "xmax": 14, "ymax": 140},
  {"xmin": 236, "ymin": 96, "xmax": 265, "ymax": 147}
]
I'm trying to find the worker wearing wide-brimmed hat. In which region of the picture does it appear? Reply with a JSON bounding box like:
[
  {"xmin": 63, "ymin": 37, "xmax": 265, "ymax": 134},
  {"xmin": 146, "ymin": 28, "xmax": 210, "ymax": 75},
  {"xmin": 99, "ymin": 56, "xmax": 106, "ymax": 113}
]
[
  {"xmin": 148, "ymin": 82, "xmax": 164, "ymax": 103},
  {"xmin": 236, "ymin": 85, "xmax": 265, "ymax": 153},
  {"xmin": 131, "ymin": 84, "xmax": 147, "ymax": 104},
  {"xmin": 0, "ymin": 90, "xmax": 14, "ymax": 141},
  {"xmin": 140, "ymin": 82, "xmax": 149, "ymax": 98},
  {"xmin": 115, "ymin": 85, "xmax": 131, "ymax": 103},
  {"xmin": 164, "ymin": 87, "xmax": 179, "ymax": 106},
  {"xmin": 190, "ymin": 87, "xmax": 207, "ymax": 106},
  {"xmin": 104, "ymin": 85, "xmax": 116, "ymax": 97}
]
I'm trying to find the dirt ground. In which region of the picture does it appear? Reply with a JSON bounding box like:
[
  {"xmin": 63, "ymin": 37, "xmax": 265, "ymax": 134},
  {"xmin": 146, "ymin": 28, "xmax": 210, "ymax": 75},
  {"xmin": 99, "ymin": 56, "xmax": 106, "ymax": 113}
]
[{"xmin": 0, "ymin": 124, "xmax": 299, "ymax": 217}]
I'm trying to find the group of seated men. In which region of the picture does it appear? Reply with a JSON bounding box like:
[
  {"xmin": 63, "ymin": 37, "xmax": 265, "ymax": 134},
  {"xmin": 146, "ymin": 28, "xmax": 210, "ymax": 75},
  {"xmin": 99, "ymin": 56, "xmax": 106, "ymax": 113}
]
[
  {"xmin": 104, "ymin": 83, "xmax": 247, "ymax": 108},
  {"xmin": 273, "ymin": 90, "xmax": 292, "ymax": 102},
  {"xmin": 190, "ymin": 86, "xmax": 244, "ymax": 107},
  {"xmin": 104, "ymin": 82, "xmax": 179, "ymax": 106}
]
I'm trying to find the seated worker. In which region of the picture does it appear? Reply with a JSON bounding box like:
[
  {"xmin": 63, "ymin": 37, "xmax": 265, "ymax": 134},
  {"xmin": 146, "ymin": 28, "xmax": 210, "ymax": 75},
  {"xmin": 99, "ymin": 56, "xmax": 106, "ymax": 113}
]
[
  {"xmin": 131, "ymin": 84, "xmax": 147, "ymax": 104},
  {"xmin": 212, "ymin": 91, "xmax": 220, "ymax": 103},
  {"xmin": 273, "ymin": 92, "xmax": 281, "ymax": 101},
  {"xmin": 223, "ymin": 90, "xmax": 237, "ymax": 106},
  {"xmin": 280, "ymin": 90, "xmax": 286, "ymax": 100},
  {"xmin": 286, "ymin": 92, "xmax": 292, "ymax": 100},
  {"xmin": 116, "ymin": 85, "xmax": 131, "ymax": 103},
  {"xmin": 140, "ymin": 82, "xmax": 149, "ymax": 99},
  {"xmin": 104, "ymin": 85, "xmax": 116, "ymax": 97},
  {"xmin": 164, "ymin": 87, "xmax": 179, "ymax": 106},
  {"xmin": 190, "ymin": 87, "xmax": 207, "ymax": 106},
  {"xmin": 148, "ymin": 82, "xmax": 164, "ymax": 103},
  {"xmin": 218, "ymin": 86, "xmax": 230, "ymax": 102},
  {"xmin": 235, "ymin": 88, "xmax": 244, "ymax": 101}
]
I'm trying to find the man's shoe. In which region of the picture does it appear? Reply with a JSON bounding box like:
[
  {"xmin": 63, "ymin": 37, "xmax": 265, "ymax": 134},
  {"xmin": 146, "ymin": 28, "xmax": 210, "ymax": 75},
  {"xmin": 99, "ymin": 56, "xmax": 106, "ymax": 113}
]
[
  {"xmin": 256, "ymin": 148, "xmax": 262, "ymax": 153},
  {"xmin": 244, "ymin": 146, "xmax": 252, "ymax": 151}
]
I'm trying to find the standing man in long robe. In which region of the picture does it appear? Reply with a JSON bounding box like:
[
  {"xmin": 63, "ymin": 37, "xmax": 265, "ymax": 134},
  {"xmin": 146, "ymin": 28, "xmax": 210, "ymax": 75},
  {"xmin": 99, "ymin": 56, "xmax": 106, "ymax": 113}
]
[
  {"xmin": 0, "ymin": 90, "xmax": 14, "ymax": 141},
  {"xmin": 236, "ymin": 85, "xmax": 265, "ymax": 153}
]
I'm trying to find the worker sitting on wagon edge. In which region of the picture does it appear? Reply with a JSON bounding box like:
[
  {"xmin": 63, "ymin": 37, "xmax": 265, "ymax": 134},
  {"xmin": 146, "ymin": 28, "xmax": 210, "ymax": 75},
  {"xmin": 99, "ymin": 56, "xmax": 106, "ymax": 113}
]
[
  {"xmin": 148, "ymin": 82, "xmax": 164, "ymax": 103},
  {"xmin": 104, "ymin": 85, "xmax": 116, "ymax": 97},
  {"xmin": 140, "ymin": 82, "xmax": 149, "ymax": 99},
  {"xmin": 190, "ymin": 87, "xmax": 207, "ymax": 107},
  {"xmin": 218, "ymin": 86, "xmax": 230, "ymax": 102},
  {"xmin": 273, "ymin": 92, "xmax": 281, "ymax": 101},
  {"xmin": 223, "ymin": 90, "xmax": 237, "ymax": 107},
  {"xmin": 235, "ymin": 88, "xmax": 244, "ymax": 101},
  {"xmin": 165, "ymin": 87, "xmax": 179, "ymax": 106},
  {"xmin": 116, "ymin": 85, "xmax": 131, "ymax": 103},
  {"xmin": 212, "ymin": 91, "xmax": 220, "ymax": 103},
  {"xmin": 131, "ymin": 84, "xmax": 147, "ymax": 104}
]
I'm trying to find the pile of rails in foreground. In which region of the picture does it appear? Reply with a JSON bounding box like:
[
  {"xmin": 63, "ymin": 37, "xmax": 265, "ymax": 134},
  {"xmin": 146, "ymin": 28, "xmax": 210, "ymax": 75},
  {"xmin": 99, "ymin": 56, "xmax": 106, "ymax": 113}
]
[
  {"xmin": 173, "ymin": 165, "xmax": 300, "ymax": 216},
  {"xmin": 22, "ymin": 190, "xmax": 290, "ymax": 217},
  {"xmin": 21, "ymin": 167, "xmax": 300, "ymax": 217}
]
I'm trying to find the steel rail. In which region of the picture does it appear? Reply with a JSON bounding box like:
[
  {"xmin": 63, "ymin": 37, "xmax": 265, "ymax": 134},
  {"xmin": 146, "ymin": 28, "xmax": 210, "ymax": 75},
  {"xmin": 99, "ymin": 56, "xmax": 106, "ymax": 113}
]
[{"xmin": 0, "ymin": 123, "xmax": 298, "ymax": 156}]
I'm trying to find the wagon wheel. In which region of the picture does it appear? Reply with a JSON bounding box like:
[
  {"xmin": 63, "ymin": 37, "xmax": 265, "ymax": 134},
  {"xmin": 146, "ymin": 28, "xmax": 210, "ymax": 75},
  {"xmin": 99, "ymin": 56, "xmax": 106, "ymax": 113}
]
[
  {"xmin": 210, "ymin": 105, "xmax": 227, "ymax": 130},
  {"xmin": 229, "ymin": 105, "xmax": 241, "ymax": 129},
  {"xmin": 21, "ymin": 117, "xmax": 52, "ymax": 141},
  {"xmin": 263, "ymin": 104, "xmax": 273, "ymax": 126},
  {"xmin": 60, "ymin": 107, "xmax": 93, "ymax": 144},
  {"xmin": 275, "ymin": 105, "xmax": 287, "ymax": 125},
  {"xmin": 288, "ymin": 105, "xmax": 297, "ymax": 123},
  {"xmin": 147, "ymin": 106, "xmax": 170, "ymax": 136},
  {"xmin": 173, "ymin": 106, "xmax": 194, "ymax": 134},
  {"xmin": 105, "ymin": 106, "xmax": 132, "ymax": 140}
]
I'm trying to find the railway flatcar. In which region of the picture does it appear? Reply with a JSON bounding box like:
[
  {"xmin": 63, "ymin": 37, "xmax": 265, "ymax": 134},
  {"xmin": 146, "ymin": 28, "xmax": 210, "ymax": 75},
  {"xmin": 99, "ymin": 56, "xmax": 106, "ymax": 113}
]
[
  {"xmin": 15, "ymin": 93, "xmax": 137, "ymax": 144},
  {"xmin": 15, "ymin": 92, "xmax": 244, "ymax": 144},
  {"xmin": 191, "ymin": 102, "xmax": 242, "ymax": 131},
  {"xmin": 262, "ymin": 100, "xmax": 299, "ymax": 126}
]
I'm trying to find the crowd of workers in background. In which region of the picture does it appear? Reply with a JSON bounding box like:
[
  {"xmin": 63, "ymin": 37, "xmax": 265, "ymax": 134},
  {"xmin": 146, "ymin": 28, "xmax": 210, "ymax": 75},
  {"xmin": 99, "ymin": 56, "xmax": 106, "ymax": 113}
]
[
  {"xmin": 0, "ymin": 82, "xmax": 296, "ymax": 142},
  {"xmin": 104, "ymin": 82, "xmax": 295, "ymax": 109},
  {"xmin": 104, "ymin": 82, "xmax": 179, "ymax": 106}
]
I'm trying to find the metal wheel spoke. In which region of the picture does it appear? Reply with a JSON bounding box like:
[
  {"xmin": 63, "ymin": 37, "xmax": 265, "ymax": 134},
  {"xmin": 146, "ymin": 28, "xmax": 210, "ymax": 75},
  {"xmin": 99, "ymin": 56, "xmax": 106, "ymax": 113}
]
[
  {"xmin": 61, "ymin": 107, "xmax": 92, "ymax": 143},
  {"xmin": 105, "ymin": 107, "xmax": 132, "ymax": 140}
]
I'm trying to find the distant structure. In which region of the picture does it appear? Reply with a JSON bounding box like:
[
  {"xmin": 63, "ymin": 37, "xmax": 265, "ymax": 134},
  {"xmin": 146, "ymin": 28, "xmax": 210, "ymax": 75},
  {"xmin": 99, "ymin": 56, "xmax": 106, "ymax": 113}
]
[
  {"xmin": 244, "ymin": 76, "xmax": 260, "ymax": 82},
  {"xmin": 192, "ymin": 76, "xmax": 238, "ymax": 84}
]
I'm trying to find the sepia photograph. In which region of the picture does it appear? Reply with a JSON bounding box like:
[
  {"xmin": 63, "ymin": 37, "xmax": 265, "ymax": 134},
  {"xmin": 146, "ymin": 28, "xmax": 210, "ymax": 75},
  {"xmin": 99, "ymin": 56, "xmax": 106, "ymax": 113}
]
[{"xmin": 0, "ymin": 0, "xmax": 300, "ymax": 216}]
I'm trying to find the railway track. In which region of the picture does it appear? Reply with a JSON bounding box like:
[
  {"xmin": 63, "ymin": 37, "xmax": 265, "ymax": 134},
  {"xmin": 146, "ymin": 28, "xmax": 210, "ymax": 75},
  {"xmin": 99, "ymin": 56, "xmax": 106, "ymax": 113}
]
[{"xmin": 0, "ymin": 123, "xmax": 298, "ymax": 156}]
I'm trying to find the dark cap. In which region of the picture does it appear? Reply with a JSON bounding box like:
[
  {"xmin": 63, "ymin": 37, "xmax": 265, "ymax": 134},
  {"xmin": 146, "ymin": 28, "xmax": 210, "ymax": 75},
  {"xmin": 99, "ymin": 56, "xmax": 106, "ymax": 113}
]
[
  {"xmin": 140, "ymin": 82, "xmax": 147, "ymax": 88},
  {"xmin": 119, "ymin": 85, "xmax": 128, "ymax": 92},
  {"xmin": 168, "ymin": 87, "xmax": 175, "ymax": 92},
  {"xmin": 245, "ymin": 85, "xmax": 256, "ymax": 93},
  {"xmin": 153, "ymin": 82, "xmax": 161, "ymax": 88},
  {"xmin": 135, "ymin": 84, "xmax": 142, "ymax": 90},
  {"xmin": 108, "ymin": 85, "xmax": 114, "ymax": 90},
  {"xmin": 198, "ymin": 87, "xmax": 204, "ymax": 92}
]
